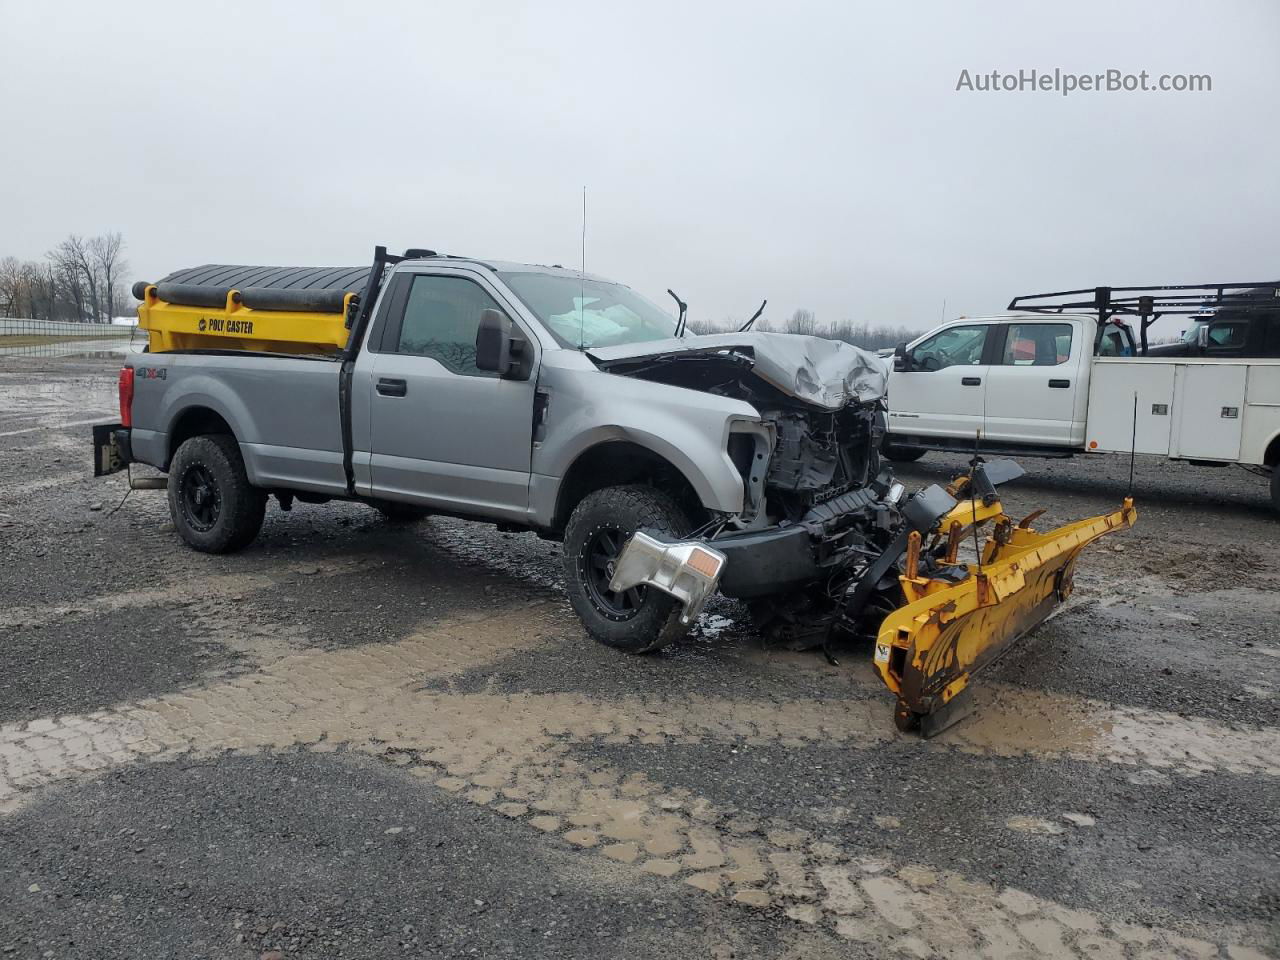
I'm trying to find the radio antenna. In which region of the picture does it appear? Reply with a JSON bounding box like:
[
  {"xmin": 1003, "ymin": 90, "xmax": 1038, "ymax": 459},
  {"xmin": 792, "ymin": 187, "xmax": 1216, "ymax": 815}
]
[
  {"xmin": 578, "ymin": 186, "xmax": 587, "ymax": 350},
  {"xmin": 1128, "ymin": 391, "xmax": 1138, "ymax": 496},
  {"xmin": 970, "ymin": 429, "xmax": 983, "ymax": 575}
]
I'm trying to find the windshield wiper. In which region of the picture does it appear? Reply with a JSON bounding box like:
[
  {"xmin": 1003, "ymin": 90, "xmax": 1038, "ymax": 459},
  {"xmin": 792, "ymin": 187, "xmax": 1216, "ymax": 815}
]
[
  {"xmin": 668, "ymin": 289, "xmax": 688, "ymax": 337},
  {"xmin": 738, "ymin": 299, "xmax": 767, "ymax": 333}
]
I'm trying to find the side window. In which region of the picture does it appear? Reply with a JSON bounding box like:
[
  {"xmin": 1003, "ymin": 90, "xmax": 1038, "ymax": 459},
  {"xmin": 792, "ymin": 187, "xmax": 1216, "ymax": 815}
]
[
  {"xmin": 1205, "ymin": 320, "xmax": 1248, "ymax": 352},
  {"xmin": 396, "ymin": 275, "xmax": 507, "ymax": 376},
  {"xmin": 1001, "ymin": 323, "xmax": 1072, "ymax": 366},
  {"xmin": 910, "ymin": 325, "xmax": 988, "ymax": 371},
  {"xmin": 1263, "ymin": 315, "xmax": 1280, "ymax": 358},
  {"xmin": 1097, "ymin": 322, "xmax": 1133, "ymax": 357}
]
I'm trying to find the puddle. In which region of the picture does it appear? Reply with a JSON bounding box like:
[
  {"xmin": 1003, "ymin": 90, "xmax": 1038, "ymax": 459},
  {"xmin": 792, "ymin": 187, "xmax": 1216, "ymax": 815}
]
[{"xmin": 937, "ymin": 684, "xmax": 1110, "ymax": 756}]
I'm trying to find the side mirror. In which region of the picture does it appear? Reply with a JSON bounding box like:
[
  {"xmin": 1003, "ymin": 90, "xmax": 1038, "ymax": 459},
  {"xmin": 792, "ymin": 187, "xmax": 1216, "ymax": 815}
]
[
  {"xmin": 1195, "ymin": 325, "xmax": 1210, "ymax": 351},
  {"xmin": 893, "ymin": 341, "xmax": 909, "ymax": 373},
  {"xmin": 476, "ymin": 309, "xmax": 532, "ymax": 379}
]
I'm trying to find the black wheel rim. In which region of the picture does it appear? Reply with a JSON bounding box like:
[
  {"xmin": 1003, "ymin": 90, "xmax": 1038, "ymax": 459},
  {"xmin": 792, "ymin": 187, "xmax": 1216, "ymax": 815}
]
[
  {"xmin": 582, "ymin": 527, "xmax": 646, "ymax": 621},
  {"xmin": 180, "ymin": 464, "xmax": 221, "ymax": 532}
]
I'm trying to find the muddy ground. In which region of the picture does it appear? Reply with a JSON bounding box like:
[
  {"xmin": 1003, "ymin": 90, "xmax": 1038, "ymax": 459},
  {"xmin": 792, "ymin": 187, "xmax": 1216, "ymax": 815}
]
[{"xmin": 1, "ymin": 352, "xmax": 1277, "ymax": 960}]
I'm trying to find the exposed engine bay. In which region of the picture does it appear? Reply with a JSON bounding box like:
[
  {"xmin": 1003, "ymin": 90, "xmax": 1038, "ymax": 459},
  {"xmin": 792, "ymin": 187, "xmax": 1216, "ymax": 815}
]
[{"xmin": 589, "ymin": 332, "xmax": 890, "ymax": 518}]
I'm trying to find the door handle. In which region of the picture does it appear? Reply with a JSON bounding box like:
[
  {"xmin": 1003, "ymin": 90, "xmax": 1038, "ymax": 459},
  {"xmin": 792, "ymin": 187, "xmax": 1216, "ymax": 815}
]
[
  {"xmin": 961, "ymin": 376, "xmax": 981, "ymax": 386},
  {"xmin": 1048, "ymin": 379, "xmax": 1070, "ymax": 389},
  {"xmin": 376, "ymin": 378, "xmax": 407, "ymax": 397}
]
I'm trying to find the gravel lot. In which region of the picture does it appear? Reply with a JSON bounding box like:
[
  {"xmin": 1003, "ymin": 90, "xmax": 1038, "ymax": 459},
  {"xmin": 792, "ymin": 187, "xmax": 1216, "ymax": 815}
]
[{"xmin": 1, "ymin": 352, "xmax": 1277, "ymax": 959}]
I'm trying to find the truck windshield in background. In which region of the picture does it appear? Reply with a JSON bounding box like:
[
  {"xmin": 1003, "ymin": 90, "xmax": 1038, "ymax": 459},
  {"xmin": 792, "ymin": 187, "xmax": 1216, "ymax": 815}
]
[
  {"xmin": 1181, "ymin": 319, "xmax": 1210, "ymax": 343},
  {"xmin": 498, "ymin": 271, "xmax": 679, "ymax": 349}
]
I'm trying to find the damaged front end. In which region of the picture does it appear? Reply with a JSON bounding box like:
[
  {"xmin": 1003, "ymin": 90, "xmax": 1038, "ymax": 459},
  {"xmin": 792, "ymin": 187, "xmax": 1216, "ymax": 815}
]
[{"xmin": 594, "ymin": 332, "xmax": 1136, "ymax": 733}]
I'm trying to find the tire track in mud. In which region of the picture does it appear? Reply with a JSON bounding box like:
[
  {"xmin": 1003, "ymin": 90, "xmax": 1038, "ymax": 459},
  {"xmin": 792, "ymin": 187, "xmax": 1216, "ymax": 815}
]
[
  {"xmin": 0, "ymin": 557, "xmax": 368, "ymax": 632},
  {"xmin": 3, "ymin": 591, "xmax": 1276, "ymax": 781},
  {"xmin": 0, "ymin": 604, "xmax": 1275, "ymax": 958}
]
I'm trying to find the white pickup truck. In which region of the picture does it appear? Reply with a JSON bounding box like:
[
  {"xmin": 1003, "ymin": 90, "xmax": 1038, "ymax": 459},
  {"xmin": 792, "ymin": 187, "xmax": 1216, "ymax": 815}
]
[{"xmin": 883, "ymin": 284, "xmax": 1280, "ymax": 514}]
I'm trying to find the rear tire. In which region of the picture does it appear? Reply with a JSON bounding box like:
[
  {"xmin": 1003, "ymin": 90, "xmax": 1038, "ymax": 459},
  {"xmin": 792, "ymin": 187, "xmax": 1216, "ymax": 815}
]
[
  {"xmin": 1271, "ymin": 466, "xmax": 1280, "ymax": 517},
  {"xmin": 167, "ymin": 434, "xmax": 266, "ymax": 553},
  {"xmin": 562, "ymin": 484, "xmax": 690, "ymax": 654}
]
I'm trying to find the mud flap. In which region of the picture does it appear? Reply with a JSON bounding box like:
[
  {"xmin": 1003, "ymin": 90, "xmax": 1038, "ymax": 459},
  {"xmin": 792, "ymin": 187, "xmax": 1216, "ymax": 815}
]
[{"xmin": 874, "ymin": 498, "xmax": 1136, "ymax": 734}]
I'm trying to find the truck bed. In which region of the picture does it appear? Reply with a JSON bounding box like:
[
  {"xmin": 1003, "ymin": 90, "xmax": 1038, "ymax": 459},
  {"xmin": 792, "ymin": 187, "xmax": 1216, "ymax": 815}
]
[{"xmin": 130, "ymin": 351, "xmax": 349, "ymax": 495}]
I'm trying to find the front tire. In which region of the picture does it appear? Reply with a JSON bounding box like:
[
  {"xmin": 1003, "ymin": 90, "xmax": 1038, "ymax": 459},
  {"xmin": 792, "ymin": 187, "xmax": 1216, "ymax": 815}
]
[
  {"xmin": 562, "ymin": 484, "xmax": 690, "ymax": 654},
  {"xmin": 167, "ymin": 434, "xmax": 266, "ymax": 553},
  {"xmin": 1271, "ymin": 466, "xmax": 1280, "ymax": 518}
]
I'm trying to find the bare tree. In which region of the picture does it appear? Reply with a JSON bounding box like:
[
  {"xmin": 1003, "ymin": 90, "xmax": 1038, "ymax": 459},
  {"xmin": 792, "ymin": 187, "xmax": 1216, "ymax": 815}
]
[
  {"xmin": 684, "ymin": 316, "xmax": 724, "ymax": 336},
  {"xmin": 91, "ymin": 232, "xmax": 127, "ymax": 322},
  {"xmin": 4, "ymin": 232, "xmax": 134, "ymax": 322},
  {"xmin": 48, "ymin": 237, "xmax": 92, "ymax": 321},
  {"xmin": 783, "ymin": 308, "xmax": 818, "ymax": 337},
  {"xmin": 0, "ymin": 257, "xmax": 23, "ymax": 318},
  {"xmin": 49, "ymin": 251, "xmax": 86, "ymax": 321},
  {"xmin": 825, "ymin": 319, "xmax": 922, "ymax": 351},
  {"xmin": 49, "ymin": 235, "xmax": 101, "ymax": 321},
  {"xmin": 651, "ymin": 308, "xmax": 916, "ymax": 347},
  {"xmin": 35, "ymin": 261, "xmax": 58, "ymax": 320}
]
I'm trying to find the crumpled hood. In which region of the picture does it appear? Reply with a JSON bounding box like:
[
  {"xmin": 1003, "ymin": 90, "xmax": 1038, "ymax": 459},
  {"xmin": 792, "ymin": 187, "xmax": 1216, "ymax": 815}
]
[{"xmin": 586, "ymin": 332, "xmax": 889, "ymax": 411}]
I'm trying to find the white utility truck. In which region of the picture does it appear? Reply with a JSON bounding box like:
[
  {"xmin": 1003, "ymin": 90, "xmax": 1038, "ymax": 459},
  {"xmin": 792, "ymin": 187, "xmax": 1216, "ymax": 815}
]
[{"xmin": 883, "ymin": 283, "xmax": 1280, "ymax": 514}]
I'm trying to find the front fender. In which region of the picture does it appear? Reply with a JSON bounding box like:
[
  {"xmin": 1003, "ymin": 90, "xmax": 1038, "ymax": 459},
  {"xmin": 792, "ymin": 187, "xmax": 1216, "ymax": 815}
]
[
  {"xmin": 533, "ymin": 358, "xmax": 764, "ymax": 519},
  {"xmin": 557, "ymin": 423, "xmax": 747, "ymax": 516}
]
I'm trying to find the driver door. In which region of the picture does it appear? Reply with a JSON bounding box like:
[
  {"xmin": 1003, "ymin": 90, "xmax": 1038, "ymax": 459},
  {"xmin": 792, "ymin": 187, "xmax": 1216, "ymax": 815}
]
[
  {"xmin": 367, "ymin": 271, "xmax": 539, "ymax": 522},
  {"xmin": 887, "ymin": 322, "xmax": 992, "ymax": 441}
]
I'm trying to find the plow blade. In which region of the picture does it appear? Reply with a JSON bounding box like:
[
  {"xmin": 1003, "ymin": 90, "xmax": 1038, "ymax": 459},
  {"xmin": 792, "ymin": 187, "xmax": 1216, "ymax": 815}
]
[{"xmin": 873, "ymin": 497, "xmax": 1136, "ymax": 735}]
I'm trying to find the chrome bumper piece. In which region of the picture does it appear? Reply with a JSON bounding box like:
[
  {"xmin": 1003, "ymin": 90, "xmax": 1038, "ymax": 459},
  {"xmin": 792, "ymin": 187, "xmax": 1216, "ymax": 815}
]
[{"xmin": 608, "ymin": 532, "xmax": 727, "ymax": 625}]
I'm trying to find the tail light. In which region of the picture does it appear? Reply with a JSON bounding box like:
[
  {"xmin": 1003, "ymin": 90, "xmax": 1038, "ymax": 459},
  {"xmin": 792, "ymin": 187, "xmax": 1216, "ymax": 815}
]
[{"xmin": 118, "ymin": 366, "xmax": 135, "ymax": 428}]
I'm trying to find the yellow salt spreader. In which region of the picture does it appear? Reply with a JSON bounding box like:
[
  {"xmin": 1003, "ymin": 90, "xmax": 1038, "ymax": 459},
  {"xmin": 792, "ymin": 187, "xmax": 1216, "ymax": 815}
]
[{"xmin": 131, "ymin": 264, "xmax": 368, "ymax": 356}]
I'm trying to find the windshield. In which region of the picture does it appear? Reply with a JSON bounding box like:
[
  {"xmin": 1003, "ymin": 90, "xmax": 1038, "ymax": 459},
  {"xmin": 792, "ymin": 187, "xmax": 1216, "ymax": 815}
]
[{"xmin": 497, "ymin": 271, "xmax": 679, "ymax": 349}]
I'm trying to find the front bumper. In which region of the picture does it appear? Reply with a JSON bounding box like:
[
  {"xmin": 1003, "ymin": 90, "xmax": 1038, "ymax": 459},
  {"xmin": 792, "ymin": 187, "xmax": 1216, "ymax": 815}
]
[
  {"xmin": 611, "ymin": 481, "xmax": 933, "ymax": 614},
  {"xmin": 712, "ymin": 524, "xmax": 819, "ymax": 599}
]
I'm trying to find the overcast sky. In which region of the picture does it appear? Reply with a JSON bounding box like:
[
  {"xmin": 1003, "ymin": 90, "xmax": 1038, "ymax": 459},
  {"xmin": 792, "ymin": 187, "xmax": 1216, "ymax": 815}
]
[{"xmin": 2, "ymin": 1, "xmax": 1276, "ymax": 334}]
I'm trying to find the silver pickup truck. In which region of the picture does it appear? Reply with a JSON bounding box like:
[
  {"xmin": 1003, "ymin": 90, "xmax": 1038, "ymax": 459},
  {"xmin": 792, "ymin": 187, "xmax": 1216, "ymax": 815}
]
[{"xmin": 95, "ymin": 247, "xmax": 1134, "ymax": 732}]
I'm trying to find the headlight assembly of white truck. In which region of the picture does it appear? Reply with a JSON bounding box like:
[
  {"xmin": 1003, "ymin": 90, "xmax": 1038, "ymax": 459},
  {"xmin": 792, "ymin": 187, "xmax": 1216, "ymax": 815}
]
[{"xmin": 607, "ymin": 532, "xmax": 727, "ymax": 625}]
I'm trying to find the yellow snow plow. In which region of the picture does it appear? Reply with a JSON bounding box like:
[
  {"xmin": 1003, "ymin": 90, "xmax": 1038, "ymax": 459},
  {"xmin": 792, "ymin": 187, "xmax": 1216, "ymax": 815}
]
[{"xmin": 874, "ymin": 473, "xmax": 1136, "ymax": 736}]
